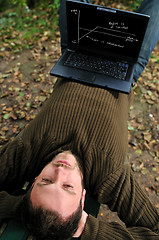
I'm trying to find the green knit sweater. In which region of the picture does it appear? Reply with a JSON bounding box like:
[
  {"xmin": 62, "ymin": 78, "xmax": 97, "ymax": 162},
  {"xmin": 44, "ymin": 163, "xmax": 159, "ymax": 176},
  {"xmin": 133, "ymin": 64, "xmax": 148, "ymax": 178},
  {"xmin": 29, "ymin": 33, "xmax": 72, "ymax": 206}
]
[{"xmin": 0, "ymin": 78, "xmax": 158, "ymax": 238}]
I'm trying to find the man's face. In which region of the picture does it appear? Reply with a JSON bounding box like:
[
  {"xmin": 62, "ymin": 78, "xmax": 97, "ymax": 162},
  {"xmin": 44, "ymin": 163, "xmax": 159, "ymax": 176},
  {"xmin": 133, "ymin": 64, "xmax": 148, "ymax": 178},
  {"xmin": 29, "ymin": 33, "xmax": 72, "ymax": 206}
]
[{"xmin": 31, "ymin": 151, "xmax": 86, "ymax": 219}]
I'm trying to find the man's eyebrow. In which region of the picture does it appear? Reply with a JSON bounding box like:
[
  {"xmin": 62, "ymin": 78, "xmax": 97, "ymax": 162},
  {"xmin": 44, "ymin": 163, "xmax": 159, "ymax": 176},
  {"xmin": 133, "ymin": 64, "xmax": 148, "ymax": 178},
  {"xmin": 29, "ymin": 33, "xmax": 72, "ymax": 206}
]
[
  {"xmin": 63, "ymin": 187, "xmax": 76, "ymax": 195},
  {"xmin": 37, "ymin": 182, "xmax": 49, "ymax": 187},
  {"xmin": 36, "ymin": 182, "xmax": 54, "ymax": 188},
  {"xmin": 36, "ymin": 182, "xmax": 76, "ymax": 195}
]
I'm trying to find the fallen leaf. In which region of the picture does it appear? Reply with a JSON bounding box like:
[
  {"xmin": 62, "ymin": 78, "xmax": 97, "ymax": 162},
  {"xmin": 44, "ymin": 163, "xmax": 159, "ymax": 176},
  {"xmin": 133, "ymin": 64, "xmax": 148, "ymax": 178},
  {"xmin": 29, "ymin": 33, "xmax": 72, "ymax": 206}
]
[
  {"xmin": 155, "ymin": 177, "xmax": 159, "ymax": 182},
  {"xmin": 39, "ymin": 96, "xmax": 46, "ymax": 102},
  {"xmin": 141, "ymin": 168, "xmax": 149, "ymax": 175},
  {"xmin": 155, "ymin": 203, "xmax": 159, "ymax": 209},
  {"xmin": 19, "ymin": 92, "xmax": 25, "ymax": 96},
  {"xmin": 10, "ymin": 112, "xmax": 17, "ymax": 120},
  {"xmin": 143, "ymin": 132, "xmax": 152, "ymax": 142},
  {"xmin": 135, "ymin": 149, "xmax": 142, "ymax": 155},
  {"xmin": 1, "ymin": 126, "xmax": 9, "ymax": 131},
  {"xmin": 3, "ymin": 113, "xmax": 10, "ymax": 120}
]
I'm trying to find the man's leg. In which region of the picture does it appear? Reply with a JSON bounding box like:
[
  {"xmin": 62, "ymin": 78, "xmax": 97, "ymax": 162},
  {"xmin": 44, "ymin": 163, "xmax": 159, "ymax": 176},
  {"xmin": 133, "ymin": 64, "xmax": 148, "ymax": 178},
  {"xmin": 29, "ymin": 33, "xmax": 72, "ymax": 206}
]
[
  {"xmin": 134, "ymin": 0, "xmax": 159, "ymax": 82},
  {"xmin": 59, "ymin": 0, "xmax": 91, "ymax": 54}
]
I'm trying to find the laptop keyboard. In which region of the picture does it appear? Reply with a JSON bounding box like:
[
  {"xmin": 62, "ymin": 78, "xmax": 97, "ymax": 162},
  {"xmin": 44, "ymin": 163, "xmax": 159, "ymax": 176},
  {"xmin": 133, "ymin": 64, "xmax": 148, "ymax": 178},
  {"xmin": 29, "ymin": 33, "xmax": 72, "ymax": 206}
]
[{"xmin": 64, "ymin": 52, "xmax": 129, "ymax": 81}]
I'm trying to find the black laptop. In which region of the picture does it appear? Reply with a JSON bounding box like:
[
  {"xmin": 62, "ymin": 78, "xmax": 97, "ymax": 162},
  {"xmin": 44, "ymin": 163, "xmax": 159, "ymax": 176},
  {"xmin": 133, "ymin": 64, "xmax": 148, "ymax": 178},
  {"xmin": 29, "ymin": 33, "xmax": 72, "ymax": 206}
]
[{"xmin": 50, "ymin": 0, "xmax": 149, "ymax": 93}]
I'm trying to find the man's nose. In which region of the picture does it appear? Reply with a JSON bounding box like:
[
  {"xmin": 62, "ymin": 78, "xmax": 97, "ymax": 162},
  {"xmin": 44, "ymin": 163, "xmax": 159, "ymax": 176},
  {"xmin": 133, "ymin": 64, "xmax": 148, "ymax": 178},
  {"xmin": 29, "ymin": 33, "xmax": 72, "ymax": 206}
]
[{"xmin": 54, "ymin": 166, "xmax": 66, "ymax": 180}]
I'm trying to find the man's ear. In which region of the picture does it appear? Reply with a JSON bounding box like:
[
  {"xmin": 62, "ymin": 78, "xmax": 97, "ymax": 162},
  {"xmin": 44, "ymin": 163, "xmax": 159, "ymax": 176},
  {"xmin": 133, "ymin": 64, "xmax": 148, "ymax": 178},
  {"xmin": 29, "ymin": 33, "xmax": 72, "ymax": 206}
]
[
  {"xmin": 30, "ymin": 177, "xmax": 37, "ymax": 190},
  {"xmin": 81, "ymin": 189, "xmax": 86, "ymax": 210},
  {"xmin": 73, "ymin": 210, "xmax": 88, "ymax": 238}
]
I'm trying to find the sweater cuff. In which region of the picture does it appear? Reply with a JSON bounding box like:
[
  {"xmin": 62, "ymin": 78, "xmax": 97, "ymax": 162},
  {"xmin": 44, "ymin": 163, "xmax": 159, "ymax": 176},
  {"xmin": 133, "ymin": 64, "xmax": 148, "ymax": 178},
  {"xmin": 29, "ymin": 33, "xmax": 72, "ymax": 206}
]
[{"xmin": 81, "ymin": 215, "xmax": 99, "ymax": 240}]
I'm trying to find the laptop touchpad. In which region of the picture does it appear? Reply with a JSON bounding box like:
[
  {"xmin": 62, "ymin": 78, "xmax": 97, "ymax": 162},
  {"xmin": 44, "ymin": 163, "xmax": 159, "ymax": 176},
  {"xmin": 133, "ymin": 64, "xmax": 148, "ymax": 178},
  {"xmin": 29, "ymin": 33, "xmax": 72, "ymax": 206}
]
[{"xmin": 77, "ymin": 72, "xmax": 96, "ymax": 83}]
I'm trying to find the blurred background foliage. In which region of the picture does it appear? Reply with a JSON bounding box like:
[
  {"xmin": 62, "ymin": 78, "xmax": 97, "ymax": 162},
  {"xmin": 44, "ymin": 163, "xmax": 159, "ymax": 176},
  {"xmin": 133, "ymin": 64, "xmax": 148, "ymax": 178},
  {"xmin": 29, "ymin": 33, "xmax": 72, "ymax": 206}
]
[{"xmin": 0, "ymin": 0, "xmax": 142, "ymax": 52}]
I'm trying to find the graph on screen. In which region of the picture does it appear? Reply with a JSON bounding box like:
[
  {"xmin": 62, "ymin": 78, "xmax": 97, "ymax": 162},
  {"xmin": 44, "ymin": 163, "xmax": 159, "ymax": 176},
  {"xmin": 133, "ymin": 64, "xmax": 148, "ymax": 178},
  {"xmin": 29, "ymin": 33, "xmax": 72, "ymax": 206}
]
[
  {"xmin": 71, "ymin": 9, "xmax": 138, "ymax": 49},
  {"xmin": 67, "ymin": 3, "xmax": 148, "ymax": 59}
]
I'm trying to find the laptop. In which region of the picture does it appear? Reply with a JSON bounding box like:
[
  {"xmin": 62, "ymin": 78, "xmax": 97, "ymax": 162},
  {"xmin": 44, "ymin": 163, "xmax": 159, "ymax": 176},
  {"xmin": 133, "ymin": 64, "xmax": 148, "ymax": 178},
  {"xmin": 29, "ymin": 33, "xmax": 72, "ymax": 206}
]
[{"xmin": 50, "ymin": 0, "xmax": 150, "ymax": 93}]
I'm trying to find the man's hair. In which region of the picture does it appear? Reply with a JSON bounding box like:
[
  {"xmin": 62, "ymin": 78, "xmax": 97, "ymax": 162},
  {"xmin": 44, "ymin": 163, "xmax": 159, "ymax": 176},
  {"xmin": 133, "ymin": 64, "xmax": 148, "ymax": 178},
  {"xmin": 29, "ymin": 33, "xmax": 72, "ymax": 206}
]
[{"xmin": 19, "ymin": 192, "xmax": 82, "ymax": 240}]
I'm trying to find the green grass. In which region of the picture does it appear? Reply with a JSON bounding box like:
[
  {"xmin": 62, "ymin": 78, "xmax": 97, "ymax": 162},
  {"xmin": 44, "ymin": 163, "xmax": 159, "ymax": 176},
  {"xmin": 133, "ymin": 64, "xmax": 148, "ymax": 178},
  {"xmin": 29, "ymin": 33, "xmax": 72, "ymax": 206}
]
[{"xmin": 0, "ymin": 6, "xmax": 59, "ymax": 52}]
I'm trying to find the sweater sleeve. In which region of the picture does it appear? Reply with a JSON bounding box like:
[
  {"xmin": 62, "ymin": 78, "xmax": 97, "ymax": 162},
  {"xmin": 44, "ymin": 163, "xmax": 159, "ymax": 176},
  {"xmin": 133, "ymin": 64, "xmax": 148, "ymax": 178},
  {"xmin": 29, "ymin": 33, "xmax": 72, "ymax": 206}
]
[
  {"xmin": 81, "ymin": 215, "xmax": 159, "ymax": 240},
  {"xmin": 0, "ymin": 137, "xmax": 28, "ymax": 219},
  {"xmin": 0, "ymin": 192, "xmax": 25, "ymax": 219},
  {"xmin": 0, "ymin": 137, "xmax": 26, "ymax": 190},
  {"xmin": 97, "ymin": 164, "xmax": 159, "ymax": 232}
]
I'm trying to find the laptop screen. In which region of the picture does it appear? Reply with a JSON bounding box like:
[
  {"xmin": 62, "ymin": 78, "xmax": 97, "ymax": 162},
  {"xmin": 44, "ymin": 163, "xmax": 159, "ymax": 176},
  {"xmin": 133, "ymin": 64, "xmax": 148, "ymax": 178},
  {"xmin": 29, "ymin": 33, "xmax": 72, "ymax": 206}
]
[{"xmin": 66, "ymin": 0, "xmax": 149, "ymax": 62}]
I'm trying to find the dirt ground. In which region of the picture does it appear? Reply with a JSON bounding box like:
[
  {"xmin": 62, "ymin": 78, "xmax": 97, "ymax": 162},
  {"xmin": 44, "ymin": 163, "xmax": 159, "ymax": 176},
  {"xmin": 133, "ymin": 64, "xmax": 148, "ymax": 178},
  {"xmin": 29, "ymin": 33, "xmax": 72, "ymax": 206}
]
[{"xmin": 0, "ymin": 38, "xmax": 159, "ymax": 225}]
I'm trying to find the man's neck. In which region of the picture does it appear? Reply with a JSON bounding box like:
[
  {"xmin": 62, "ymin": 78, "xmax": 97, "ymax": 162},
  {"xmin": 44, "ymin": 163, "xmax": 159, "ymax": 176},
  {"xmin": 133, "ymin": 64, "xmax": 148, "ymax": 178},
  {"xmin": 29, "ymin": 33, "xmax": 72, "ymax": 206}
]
[{"xmin": 73, "ymin": 211, "xmax": 88, "ymax": 238}]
